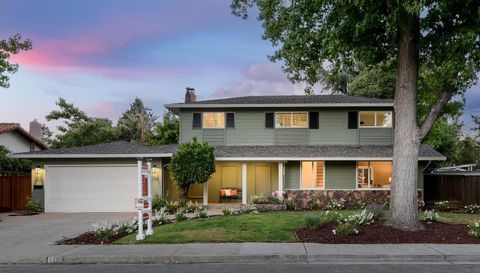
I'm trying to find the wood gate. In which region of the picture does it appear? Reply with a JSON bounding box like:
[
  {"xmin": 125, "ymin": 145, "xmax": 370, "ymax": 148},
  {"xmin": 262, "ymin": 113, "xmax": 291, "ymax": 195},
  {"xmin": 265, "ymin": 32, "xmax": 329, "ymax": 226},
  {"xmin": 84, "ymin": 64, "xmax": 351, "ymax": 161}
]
[{"xmin": 0, "ymin": 175, "xmax": 31, "ymax": 212}]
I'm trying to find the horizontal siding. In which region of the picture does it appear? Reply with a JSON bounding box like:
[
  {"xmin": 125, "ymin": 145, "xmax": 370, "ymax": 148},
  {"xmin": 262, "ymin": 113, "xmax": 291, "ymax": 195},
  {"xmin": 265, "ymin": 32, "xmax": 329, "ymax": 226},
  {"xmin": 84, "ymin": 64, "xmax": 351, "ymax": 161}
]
[
  {"xmin": 325, "ymin": 161, "xmax": 356, "ymax": 189},
  {"xmin": 225, "ymin": 112, "xmax": 274, "ymax": 145},
  {"xmin": 359, "ymin": 128, "xmax": 392, "ymax": 145},
  {"xmin": 180, "ymin": 111, "xmax": 203, "ymax": 143},
  {"xmin": 310, "ymin": 111, "xmax": 358, "ymax": 145},
  {"xmin": 275, "ymin": 129, "xmax": 308, "ymax": 145},
  {"xmin": 203, "ymin": 129, "xmax": 225, "ymax": 146},
  {"xmin": 285, "ymin": 161, "xmax": 300, "ymax": 189}
]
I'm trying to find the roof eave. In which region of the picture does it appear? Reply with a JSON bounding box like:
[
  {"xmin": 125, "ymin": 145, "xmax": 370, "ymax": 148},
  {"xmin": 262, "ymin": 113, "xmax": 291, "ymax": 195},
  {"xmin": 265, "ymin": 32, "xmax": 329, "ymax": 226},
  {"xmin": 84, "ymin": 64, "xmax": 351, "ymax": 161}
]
[
  {"xmin": 9, "ymin": 153, "xmax": 174, "ymax": 159},
  {"xmin": 165, "ymin": 103, "xmax": 394, "ymax": 110}
]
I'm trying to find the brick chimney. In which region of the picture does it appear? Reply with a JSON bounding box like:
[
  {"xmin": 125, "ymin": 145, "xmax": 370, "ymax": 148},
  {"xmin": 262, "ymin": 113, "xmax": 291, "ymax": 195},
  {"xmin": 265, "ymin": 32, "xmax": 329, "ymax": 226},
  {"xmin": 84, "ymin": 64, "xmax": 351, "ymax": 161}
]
[
  {"xmin": 185, "ymin": 87, "xmax": 196, "ymax": 103},
  {"xmin": 29, "ymin": 119, "xmax": 42, "ymax": 140}
]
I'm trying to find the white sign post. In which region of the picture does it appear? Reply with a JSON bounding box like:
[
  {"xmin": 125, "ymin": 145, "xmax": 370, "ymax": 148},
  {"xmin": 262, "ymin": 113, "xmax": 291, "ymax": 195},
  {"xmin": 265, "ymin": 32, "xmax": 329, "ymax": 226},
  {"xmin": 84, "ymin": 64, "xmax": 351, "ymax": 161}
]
[{"xmin": 136, "ymin": 158, "xmax": 154, "ymax": 240}]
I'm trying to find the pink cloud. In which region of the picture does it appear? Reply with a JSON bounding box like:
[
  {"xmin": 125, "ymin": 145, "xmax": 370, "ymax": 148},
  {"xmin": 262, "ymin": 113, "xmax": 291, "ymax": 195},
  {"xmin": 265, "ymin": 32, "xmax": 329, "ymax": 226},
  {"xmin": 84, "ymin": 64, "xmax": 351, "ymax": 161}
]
[{"xmin": 83, "ymin": 100, "xmax": 126, "ymax": 121}]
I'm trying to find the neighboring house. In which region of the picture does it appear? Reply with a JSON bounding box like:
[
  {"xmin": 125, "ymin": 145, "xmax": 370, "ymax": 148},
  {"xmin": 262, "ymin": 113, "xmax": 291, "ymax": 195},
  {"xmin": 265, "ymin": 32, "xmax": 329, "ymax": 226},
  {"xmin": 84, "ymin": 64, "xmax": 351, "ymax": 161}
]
[
  {"xmin": 0, "ymin": 121, "xmax": 48, "ymax": 153},
  {"xmin": 11, "ymin": 89, "xmax": 445, "ymax": 213}
]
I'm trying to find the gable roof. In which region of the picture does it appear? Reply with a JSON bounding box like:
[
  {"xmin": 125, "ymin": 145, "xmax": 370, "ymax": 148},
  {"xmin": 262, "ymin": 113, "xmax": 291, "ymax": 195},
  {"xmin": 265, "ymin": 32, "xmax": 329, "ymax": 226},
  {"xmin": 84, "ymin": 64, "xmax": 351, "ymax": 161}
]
[
  {"xmin": 10, "ymin": 141, "xmax": 444, "ymax": 161},
  {"xmin": 0, "ymin": 123, "xmax": 48, "ymax": 150},
  {"xmin": 166, "ymin": 95, "xmax": 393, "ymax": 111}
]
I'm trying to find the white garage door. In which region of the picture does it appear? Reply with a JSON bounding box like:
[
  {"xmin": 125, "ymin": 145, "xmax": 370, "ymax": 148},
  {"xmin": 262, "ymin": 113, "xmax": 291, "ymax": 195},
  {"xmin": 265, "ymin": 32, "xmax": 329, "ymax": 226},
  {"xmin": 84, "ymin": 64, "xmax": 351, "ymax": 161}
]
[{"xmin": 45, "ymin": 165, "xmax": 137, "ymax": 212}]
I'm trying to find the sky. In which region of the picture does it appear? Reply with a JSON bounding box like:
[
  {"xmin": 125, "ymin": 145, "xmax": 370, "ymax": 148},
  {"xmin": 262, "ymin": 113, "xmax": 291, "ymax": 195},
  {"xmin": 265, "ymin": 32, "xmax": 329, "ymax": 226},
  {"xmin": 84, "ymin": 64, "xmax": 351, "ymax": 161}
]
[{"xmin": 0, "ymin": 0, "xmax": 478, "ymax": 134}]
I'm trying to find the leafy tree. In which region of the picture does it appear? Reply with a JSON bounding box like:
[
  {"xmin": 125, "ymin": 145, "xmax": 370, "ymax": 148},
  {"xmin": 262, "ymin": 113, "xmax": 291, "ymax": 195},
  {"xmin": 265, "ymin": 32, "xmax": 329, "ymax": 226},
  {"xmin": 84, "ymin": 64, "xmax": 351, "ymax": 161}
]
[
  {"xmin": 0, "ymin": 145, "xmax": 31, "ymax": 175},
  {"xmin": 452, "ymin": 137, "xmax": 480, "ymax": 166},
  {"xmin": 46, "ymin": 97, "xmax": 90, "ymax": 133},
  {"xmin": 117, "ymin": 98, "xmax": 158, "ymax": 143},
  {"xmin": 169, "ymin": 137, "xmax": 215, "ymax": 201},
  {"xmin": 473, "ymin": 115, "xmax": 480, "ymax": 134},
  {"xmin": 146, "ymin": 112, "xmax": 179, "ymax": 146},
  {"xmin": 0, "ymin": 34, "xmax": 32, "ymax": 88},
  {"xmin": 232, "ymin": 0, "xmax": 480, "ymax": 230}
]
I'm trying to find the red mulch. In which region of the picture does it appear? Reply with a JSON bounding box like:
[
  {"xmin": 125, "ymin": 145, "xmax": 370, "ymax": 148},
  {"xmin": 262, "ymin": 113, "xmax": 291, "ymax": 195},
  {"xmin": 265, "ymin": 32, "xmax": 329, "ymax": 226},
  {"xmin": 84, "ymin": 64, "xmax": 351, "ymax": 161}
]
[
  {"xmin": 296, "ymin": 221, "xmax": 480, "ymax": 244},
  {"xmin": 56, "ymin": 231, "xmax": 129, "ymax": 245}
]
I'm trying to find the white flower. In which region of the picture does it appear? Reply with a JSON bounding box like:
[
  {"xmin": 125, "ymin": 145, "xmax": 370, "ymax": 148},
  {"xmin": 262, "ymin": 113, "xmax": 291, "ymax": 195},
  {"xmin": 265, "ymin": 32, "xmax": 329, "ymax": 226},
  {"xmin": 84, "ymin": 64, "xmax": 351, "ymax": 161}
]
[{"xmin": 332, "ymin": 230, "xmax": 336, "ymax": 235}]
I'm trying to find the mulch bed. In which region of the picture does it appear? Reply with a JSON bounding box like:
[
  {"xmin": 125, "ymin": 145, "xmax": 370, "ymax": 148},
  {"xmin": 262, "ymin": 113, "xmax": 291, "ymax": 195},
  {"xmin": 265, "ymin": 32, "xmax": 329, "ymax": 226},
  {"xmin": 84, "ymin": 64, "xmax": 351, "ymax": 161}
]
[
  {"xmin": 56, "ymin": 231, "xmax": 129, "ymax": 245},
  {"xmin": 296, "ymin": 221, "xmax": 480, "ymax": 244}
]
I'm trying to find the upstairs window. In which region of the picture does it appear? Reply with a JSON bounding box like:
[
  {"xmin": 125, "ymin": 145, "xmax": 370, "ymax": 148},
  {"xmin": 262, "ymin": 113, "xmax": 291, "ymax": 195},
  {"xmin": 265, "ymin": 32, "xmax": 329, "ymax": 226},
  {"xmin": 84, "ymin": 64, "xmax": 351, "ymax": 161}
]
[
  {"xmin": 359, "ymin": 111, "xmax": 392, "ymax": 128},
  {"xmin": 276, "ymin": 112, "xmax": 308, "ymax": 128},
  {"xmin": 203, "ymin": 113, "xmax": 225, "ymax": 128}
]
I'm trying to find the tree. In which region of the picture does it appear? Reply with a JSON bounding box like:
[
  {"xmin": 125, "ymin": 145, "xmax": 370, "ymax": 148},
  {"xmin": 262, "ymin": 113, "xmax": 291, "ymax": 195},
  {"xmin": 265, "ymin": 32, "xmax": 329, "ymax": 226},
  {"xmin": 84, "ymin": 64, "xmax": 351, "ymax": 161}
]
[
  {"xmin": 452, "ymin": 137, "xmax": 480, "ymax": 166},
  {"xmin": 146, "ymin": 112, "xmax": 179, "ymax": 146},
  {"xmin": 232, "ymin": 0, "xmax": 480, "ymax": 230},
  {"xmin": 473, "ymin": 115, "xmax": 480, "ymax": 133},
  {"xmin": 46, "ymin": 97, "xmax": 90, "ymax": 133},
  {"xmin": 169, "ymin": 137, "xmax": 215, "ymax": 201},
  {"xmin": 117, "ymin": 98, "xmax": 158, "ymax": 143},
  {"xmin": 0, "ymin": 34, "xmax": 32, "ymax": 88},
  {"xmin": 0, "ymin": 145, "xmax": 31, "ymax": 175}
]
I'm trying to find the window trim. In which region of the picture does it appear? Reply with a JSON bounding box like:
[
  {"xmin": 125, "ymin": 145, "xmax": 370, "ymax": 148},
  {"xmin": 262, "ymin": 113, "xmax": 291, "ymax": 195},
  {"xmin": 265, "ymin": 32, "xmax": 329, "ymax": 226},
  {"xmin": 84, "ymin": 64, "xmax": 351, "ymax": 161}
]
[
  {"xmin": 356, "ymin": 161, "xmax": 392, "ymax": 190},
  {"xmin": 275, "ymin": 111, "xmax": 309, "ymax": 128},
  {"xmin": 202, "ymin": 112, "xmax": 226, "ymax": 129},
  {"xmin": 192, "ymin": 112, "xmax": 202, "ymax": 130},
  {"xmin": 300, "ymin": 161, "xmax": 325, "ymax": 190},
  {"xmin": 359, "ymin": 111, "xmax": 393, "ymax": 128},
  {"xmin": 226, "ymin": 112, "xmax": 235, "ymax": 129}
]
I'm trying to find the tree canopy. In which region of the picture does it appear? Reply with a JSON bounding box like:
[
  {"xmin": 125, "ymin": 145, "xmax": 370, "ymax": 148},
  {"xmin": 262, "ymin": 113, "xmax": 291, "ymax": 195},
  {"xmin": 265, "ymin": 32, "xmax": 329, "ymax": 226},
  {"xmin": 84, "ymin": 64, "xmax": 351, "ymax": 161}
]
[
  {"xmin": 0, "ymin": 145, "xmax": 31, "ymax": 175},
  {"xmin": 0, "ymin": 34, "xmax": 32, "ymax": 88},
  {"xmin": 146, "ymin": 112, "xmax": 179, "ymax": 146},
  {"xmin": 117, "ymin": 98, "xmax": 158, "ymax": 143}
]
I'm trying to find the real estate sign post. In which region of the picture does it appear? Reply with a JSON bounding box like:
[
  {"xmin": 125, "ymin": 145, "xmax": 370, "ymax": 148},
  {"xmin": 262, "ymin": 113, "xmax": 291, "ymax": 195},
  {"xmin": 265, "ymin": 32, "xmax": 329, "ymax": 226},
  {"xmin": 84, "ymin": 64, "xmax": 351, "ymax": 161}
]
[{"xmin": 136, "ymin": 159, "xmax": 153, "ymax": 240}]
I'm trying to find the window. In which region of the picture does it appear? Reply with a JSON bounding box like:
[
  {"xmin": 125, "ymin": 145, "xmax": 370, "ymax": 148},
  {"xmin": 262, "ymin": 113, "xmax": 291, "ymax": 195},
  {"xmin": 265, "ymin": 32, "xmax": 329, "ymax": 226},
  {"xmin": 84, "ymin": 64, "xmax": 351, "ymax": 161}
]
[
  {"xmin": 357, "ymin": 161, "xmax": 392, "ymax": 189},
  {"xmin": 359, "ymin": 111, "xmax": 392, "ymax": 127},
  {"xmin": 203, "ymin": 113, "xmax": 225, "ymax": 128},
  {"xmin": 301, "ymin": 161, "xmax": 324, "ymax": 189},
  {"xmin": 226, "ymin": 113, "xmax": 235, "ymax": 128},
  {"xmin": 275, "ymin": 112, "xmax": 308, "ymax": 128}
]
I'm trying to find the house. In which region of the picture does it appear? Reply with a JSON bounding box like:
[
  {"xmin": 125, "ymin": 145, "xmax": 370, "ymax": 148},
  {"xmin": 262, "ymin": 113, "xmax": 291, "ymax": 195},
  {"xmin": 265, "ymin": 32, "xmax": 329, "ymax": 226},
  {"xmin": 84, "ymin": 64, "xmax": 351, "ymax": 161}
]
[
  {"xmin": 11, "ymin": 89, "xmax": 445, "ymax": 212},
  {"xmin": 0, "ymin": 121, "xmax": 48, "ymax": 153}
]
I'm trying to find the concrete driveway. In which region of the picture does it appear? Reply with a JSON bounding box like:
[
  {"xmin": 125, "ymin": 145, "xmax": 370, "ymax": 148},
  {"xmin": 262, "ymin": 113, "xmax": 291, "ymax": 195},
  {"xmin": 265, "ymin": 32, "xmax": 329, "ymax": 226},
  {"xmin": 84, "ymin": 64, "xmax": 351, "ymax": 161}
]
[{"xmin": 0, "ymin": 212, "xmax": 134, "ymax": 263}]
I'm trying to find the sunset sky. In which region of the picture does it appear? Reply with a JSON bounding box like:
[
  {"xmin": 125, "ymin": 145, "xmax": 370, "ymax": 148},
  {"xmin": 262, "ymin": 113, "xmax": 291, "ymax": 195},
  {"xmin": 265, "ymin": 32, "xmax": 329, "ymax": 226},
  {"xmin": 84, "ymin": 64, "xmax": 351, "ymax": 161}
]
[{"xmin": 0, "ymin": 0, "xmax": 478, "ymax": 134}]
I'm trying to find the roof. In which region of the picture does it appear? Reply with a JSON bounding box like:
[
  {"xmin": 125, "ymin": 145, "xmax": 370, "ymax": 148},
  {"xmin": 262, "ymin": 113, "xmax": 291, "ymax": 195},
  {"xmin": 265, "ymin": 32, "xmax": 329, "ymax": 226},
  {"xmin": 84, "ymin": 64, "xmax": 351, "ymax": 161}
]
[
  {"xmin": 10, "ymin": 141, "xmax": 444, "ymax": 161},
  {"xmin": 165, "ymin": 95, "xmax": 393, "ymax": 111},
  {"xmin": 0, "ymin": 123, "xmax": 48, "ymax": 150}
]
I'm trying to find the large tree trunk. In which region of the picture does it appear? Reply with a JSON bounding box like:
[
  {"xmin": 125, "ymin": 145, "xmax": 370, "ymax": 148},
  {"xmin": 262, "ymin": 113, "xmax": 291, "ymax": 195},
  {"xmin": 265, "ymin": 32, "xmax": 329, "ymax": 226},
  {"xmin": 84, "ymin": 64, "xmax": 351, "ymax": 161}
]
[{"xmin": 387, "ymin": 13, "xmax": 423, "ymax": 231}]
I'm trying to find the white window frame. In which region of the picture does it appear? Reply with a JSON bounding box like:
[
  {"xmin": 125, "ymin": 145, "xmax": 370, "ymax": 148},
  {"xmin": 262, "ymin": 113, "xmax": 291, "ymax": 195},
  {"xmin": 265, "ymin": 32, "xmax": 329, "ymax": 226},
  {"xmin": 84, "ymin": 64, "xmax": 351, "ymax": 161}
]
[
  {"xmin": 356, "ymin": 161, "xmax": 391, "ymax": 190},
  {"xmin": 300, "ymin": 161, "xmax": 325, "ymax": 190},
  {"xmin": 359, "ymin": 111, "xmax": 393, "ymax": 128},
  {"xmin": 202, "ymin": 112, "xmax": 225, "ymax": 129},
  {"xmin": 275, "ymin": 112, "xmax": 309, "ymax": 128}
]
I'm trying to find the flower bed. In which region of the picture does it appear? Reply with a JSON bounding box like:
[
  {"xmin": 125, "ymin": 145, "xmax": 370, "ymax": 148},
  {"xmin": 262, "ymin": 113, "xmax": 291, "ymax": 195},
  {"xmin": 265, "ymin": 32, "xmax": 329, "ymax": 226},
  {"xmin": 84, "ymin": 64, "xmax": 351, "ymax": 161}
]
[{"xmin": 296, "ymin": 221, "xmax": 480, "ymax": 244}]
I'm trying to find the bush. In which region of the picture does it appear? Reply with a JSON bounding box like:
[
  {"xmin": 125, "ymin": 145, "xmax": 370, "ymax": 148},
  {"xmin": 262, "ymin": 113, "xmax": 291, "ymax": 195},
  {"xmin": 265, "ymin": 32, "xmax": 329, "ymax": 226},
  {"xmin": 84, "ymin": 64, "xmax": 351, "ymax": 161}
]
[
  {"xmin": 327, "ymin": 199, "xmax": 346, "ymax": 210},
  {"xmin": 25, "ymin": 197, "xmax": 42, "ymax": 215},
  {"xmin": 242, "ymin": 204, "xmax": 258, "ymax": 214},
  {"xmin": 433, "ymin": 201, "xmax": 450, "ymax": 212},
  {"xmin": 197, "ymin": 209, "xmax": 209, "ymax": 218},
  {"xmin": 222, "ymin": 206, "xmax": 235, "ymax": 216},
  {"xmin": 175, "ymin": 211, "xmax": 187, "ymax": 221},
  {"xmin": 310, "ymin": 200, "xmax": 321, "ymax": 210},
  {"xmin": 252, "ymin": 194, "xmax": 281, "ymax": 204},
  {"xmin": 92, "ymin": 221, "xmax": 116, "ymax": 241},
  {"xmin": 153, "ymin": 207, "xmax": 169, "ymax": 224},
  {"xmin": 165, "ymin": 201, "xmax": 179, "ymax": 214},
  {"xmin": 116, "ymin": 218, "xmax": 138, "ymax": 234},
  {"xmin": 365, "ymin": 205, "xmax": 386, "ymax": 220},
  {"xmin": 185, "ymin": 201, "xmax": 201, "ymax": 213},
  {"xmin": 424, "ymin": 209, "xmax": 439, "ymax": 224},
  {"xmin": 468, "ymin": 222, "xmax": 480, "ymax": 238},
  {"xmin": 152, "ymin": 194, "xmax": 168, "ymax": 212},
  {"xmin": 344, "ymin": 209, "xmax": 374, "ymax": 226},
  {"xmin": 357, "ymin": 200, "xmax": 370, "ymax": 209},
  {"xmin": 464, "ymin": 204, "xmax": 480, "ymax": 214},
  {"xmin": 286, "ymin": 200, "xmax": 297, "ymax": 210},
  {"xmin": 418, "ymin": 200, "xmax": 426, "ymax": 210},
  {"xmin": 304, "ymin": 211, "xmax": 342, "ymax": 229},
  {"xmin": 333, "ymin": 222, "xmax": 359, "ymax": 236}
]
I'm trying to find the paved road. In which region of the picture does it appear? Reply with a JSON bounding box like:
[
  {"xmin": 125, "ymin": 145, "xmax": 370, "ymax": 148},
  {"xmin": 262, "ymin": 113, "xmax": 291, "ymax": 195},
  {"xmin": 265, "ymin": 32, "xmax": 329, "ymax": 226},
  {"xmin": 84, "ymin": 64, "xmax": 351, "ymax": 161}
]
[{"xmin": 1, "ymin": 263, "xmax": 480, "ymax": 273}]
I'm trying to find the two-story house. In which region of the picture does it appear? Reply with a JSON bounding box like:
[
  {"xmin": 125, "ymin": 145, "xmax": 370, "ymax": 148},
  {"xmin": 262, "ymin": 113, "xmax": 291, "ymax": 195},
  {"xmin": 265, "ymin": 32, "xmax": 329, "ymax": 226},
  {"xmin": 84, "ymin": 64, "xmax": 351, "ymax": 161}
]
[{"xmin": 12, "ymin": 89, "xmax": 445, "ymax": 213}]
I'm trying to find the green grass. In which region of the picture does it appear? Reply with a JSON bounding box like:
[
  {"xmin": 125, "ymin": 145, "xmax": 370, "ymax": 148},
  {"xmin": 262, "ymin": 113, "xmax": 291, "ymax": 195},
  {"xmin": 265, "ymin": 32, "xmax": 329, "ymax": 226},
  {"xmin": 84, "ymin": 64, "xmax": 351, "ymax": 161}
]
[{"xmin": 115, "ymin": 210, "xmax": 480, "ymax": 244}]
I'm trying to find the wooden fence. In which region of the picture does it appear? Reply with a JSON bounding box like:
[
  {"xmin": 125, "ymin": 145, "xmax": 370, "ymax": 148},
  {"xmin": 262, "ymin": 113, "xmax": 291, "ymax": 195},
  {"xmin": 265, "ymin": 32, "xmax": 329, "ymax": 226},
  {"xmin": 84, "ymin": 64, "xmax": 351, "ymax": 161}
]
[
  {"xmin": 424, "ymin": 173, "xmax": 480, "ymax": 208},
  {"xmin": 0, "ymin": 175, "xmax": 31, "ymax": 212}
]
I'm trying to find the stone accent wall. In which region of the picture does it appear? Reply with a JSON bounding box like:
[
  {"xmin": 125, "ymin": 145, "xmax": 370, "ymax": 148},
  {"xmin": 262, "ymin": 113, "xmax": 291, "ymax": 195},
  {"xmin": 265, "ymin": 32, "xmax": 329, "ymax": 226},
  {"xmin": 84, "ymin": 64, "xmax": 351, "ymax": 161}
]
[{"xmin": 285, "ymin": 190, "xmax": 424, "ymax": 209}]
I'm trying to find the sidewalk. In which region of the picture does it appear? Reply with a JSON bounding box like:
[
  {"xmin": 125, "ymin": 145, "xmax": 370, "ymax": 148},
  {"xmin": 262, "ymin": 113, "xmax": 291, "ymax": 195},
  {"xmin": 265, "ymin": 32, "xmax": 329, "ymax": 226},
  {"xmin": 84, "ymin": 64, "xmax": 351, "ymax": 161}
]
[{"xmin": 5, "ymin": 243, "xmax": 480, "ymax": 264}]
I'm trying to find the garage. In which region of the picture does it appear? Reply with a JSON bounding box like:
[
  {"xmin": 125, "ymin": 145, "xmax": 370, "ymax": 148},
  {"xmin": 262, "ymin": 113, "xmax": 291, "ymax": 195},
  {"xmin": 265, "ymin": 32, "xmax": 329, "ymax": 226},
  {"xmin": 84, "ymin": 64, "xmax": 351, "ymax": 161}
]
[{"xmin": 45, "ymin": 164, "xmax": 137, "ymax": 212}]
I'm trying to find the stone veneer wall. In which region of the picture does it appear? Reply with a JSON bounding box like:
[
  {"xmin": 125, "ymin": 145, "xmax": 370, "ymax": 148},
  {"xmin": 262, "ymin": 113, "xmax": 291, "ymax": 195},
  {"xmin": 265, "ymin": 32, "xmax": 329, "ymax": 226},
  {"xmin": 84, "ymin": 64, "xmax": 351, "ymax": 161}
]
[{"xmin": 285, "ymin": 190, "xmax": 424, "ymax": 209}]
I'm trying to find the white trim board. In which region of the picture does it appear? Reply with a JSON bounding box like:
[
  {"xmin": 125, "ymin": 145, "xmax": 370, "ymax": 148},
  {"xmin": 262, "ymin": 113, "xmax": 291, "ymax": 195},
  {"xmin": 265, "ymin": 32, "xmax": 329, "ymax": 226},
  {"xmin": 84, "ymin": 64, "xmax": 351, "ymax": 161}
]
[{"xmin": 165, "ymin": 103, "xmax": 394, "ymax": 109}]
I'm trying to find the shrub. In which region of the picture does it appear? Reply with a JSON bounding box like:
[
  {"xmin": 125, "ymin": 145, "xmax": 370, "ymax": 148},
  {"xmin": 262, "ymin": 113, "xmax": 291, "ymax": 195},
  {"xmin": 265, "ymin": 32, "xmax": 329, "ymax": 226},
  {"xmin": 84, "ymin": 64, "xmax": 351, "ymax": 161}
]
[
  {"xmin": 222, "ymin": 206, "xmax": 235, "ymax": 216},
  {"xmin": 327, "ymin": 199, "xmax": 346, "ymax": 210},
  {"xmin": 116, "ymin": 218, "xmax": 138, "ymax": 234},
  {"xmin": 152, "ymin": 194, "xmax": 168, "ymax": 212},
  {"xmin": 433, "ymin": 201, "xmax": 450, "ymax": 212},
  {"xmin": 357, "ymin": 200, "xmax": 370, "ymax": 209},
  {"xmin": 286, "ymin": 200, "xmax": 297, "ymax": 210},
  {"xmin": 365, "ymin": 205, "xmax": 386, "ymax": 220},
  {"xmin": 468, "ymin": 222, "xmax": 480, "ymax": 238},
  {"xmin": 185, "ymin": 200, "xmax": 201, "ymax": 213},
  {"xmin": 153, "ymin": 207, "xmax": 168, "ymax": 224},
  {"xmin": 418, "ymin": 200, "xmax": 426, "ymax": 210},
  {"xmin": 345, "ymin": 209, "xmax": 374, "ymax": 226},
  {"xmin": 175, "ymin": 211, "xmax": 187, "ymax": 221},
  {"xmin": 310, "ymin": 200, "xmax": 321, "ymax": 210},
  {"xmin": 25, "ymin": 197, "xmax": 42, "ymax": 215},
  {"xmin": 333, "ymin": 222, "xmax": 359, "ymax": 236},
  {"xmin": 304, "ymin": 211, "xmax": 342, "ymax": 229},
  {"xmin": 242, "ymin": 204, "xmax": 258, "ymax": 214},
  {"xmin": 197, "ymin": 209, "xmax": 209, "ymax": 218},
  {"xmin": 464, "ymin": 204, "xmax": 480, "ymax": 214},
  {"xmin": 252, "ymin": 194, "xmax": 281, "ymax": 204},
  {"xmin": 424, "ymin": 209, "xmax": 440, "ymax": 224},
  {"xmin": 92, "ymin": 221, "xmax": 116, "ymax": 241},
  {"xmin": 165, "ymin": 201, "xmax": 179, "ymax": 214}
]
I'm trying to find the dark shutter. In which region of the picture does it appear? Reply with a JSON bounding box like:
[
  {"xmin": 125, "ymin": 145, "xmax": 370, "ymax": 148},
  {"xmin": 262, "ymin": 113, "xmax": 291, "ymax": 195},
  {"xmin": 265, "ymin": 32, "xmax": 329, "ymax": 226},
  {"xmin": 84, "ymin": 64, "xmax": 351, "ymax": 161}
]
[
  {"xmin": 192, "ymin": 113, "xmax": 202, "ymax": 129},
  {"xmin": 348, "ymin": 111, "xmax": 358, "ymax": 129},
  {"xmin": 309, "ymin": 112, "xmax": 319, "ymax": 129},
  {"xmin": 226, "ymin": 112, "xmax": 235, "ymax": 128},
  {"xmin": 265, "ymin": 112, "xmax": 274, "ymax": 128}
]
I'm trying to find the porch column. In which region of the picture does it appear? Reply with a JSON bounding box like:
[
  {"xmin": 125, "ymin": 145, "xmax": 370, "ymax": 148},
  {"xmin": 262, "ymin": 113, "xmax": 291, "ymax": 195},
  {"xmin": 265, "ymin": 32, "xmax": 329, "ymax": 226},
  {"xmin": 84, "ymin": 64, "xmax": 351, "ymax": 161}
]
[
  {"xmin": 203, "ymin": 182, "xmax": 208, "ymax": 206},
  {"xmin": 242, "ymin": 162, "xmax": 247, "ymax": 205},
  {"xmin": 278, "ymin": 161, "xmax": 284, "ymax": 201}
]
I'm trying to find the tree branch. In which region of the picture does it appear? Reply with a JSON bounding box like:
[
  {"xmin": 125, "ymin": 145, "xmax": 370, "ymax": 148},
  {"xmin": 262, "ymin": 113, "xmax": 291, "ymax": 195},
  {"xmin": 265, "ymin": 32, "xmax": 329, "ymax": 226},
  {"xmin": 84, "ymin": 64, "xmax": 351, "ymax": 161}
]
[{"xmin": 418, "ymin": 87, "xmax": 455, "ymax": 140}]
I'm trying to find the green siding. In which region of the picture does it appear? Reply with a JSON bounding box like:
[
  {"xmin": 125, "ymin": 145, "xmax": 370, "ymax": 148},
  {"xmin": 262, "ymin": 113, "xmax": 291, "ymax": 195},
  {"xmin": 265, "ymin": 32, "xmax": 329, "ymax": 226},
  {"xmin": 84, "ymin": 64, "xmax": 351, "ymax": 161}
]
[
  {"xmin": 275, "ymin": 129, "xmax": 308, "ymax": 145},
  {"xmin": 225, "ymin": 111, "xmax": 274, "ymax": 145},
  {"xmin": 180, "ymin": 111, "xmax": 203, "ymax": 143},
  {"xmin": 325, "ymin": 161, "xmax": 357, "ymax": 189},
  {"xmin": 310, "ymin": 110, "xmax": 359, "ymax": 145},
  {"xmin": 203, "ymin": 129, "xmax": 225, "ymax": 146},
  {"xmin": 359, "ymin": 128, "xmax": 393, "ymax": 145},
  {"xmin": 285, "ymin": 161, "xmax": 300, "ymax": 189}
]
